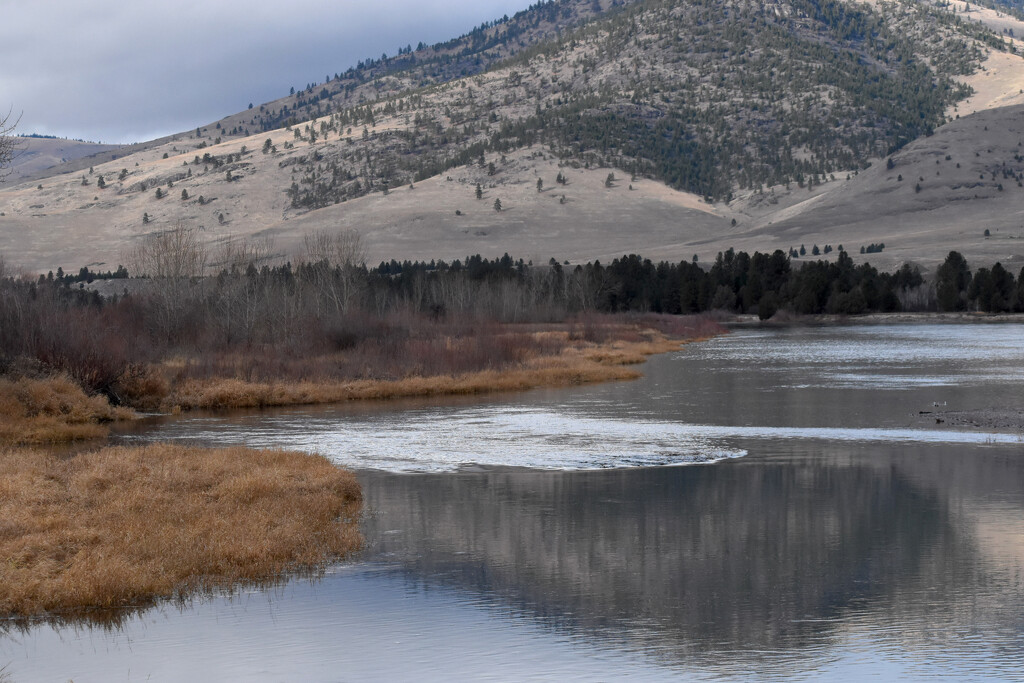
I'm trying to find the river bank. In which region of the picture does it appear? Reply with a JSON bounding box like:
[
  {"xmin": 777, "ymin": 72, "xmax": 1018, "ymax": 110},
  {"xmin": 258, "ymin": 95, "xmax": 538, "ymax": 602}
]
[
  {"xmin": 0, "ymin": 315, "xmax": 721, "ymax": 623},
  {"xmin": 0, "ymin": 443, "xmax": 362, "ymax": 622},
  {"xmin": 917, "ymin": 407, "xmax": 1024, "ymax": 432},
  {"xmin": 1, "ymin": 315, "xmax": 723, "ymax": 444},
  {"xmin": 731, "ymin": 311, "xmax": 1024, "ymax": 327},
  {"xmin": 164, "ymin": 324, "xmax": 717, "ymax": 411}
]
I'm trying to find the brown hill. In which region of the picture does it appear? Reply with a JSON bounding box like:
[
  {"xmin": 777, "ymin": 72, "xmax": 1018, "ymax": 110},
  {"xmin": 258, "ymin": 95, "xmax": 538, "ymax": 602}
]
[
  {"xmin": 3, "ymin": 138, "xmax": 123, "ymax": 184},
  {"xmin": 4, "ymin": 0, "xmax": 1024, "ymax": 274},
  {"xmin": 728, "ymin": 104, "xmax": 1024, "ymax": 272}
]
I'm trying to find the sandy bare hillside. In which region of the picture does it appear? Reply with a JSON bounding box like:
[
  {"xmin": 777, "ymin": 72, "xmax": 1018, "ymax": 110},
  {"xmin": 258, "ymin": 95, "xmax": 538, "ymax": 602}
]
[
  {"xmin": 4, "ymin": 0, "xmax": 1024, "ymax": 274},
  {"xmin": 250, "ymin": 150, "xmax": 731, "ymax": 267},
  {"xmin": 4, "ymin": 138, "xmax": 123, "ymax": 183},
  {"xmin": 927, "ymin": 1, "xmax": 1024, "ymax": 116},
  {"xmin": 728, "ymin": 104, "xmax": 1024, "ymax": 271},
  {"xmin": 6, "ymin": 106, "xmax": 1024, "ymax": 274},
  {"xmin": 0, "ymin": 133, "xmax": 732, "ymax": 271}
]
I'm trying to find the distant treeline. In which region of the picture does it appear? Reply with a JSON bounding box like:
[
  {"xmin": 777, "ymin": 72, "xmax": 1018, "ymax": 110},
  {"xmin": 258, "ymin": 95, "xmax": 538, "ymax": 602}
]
[
  {"xmin": 11, "ymin": 245, "xmax": 1021, "ymax": 330},
  {"xmin": 0, "ymin": 239, "xmax": 1019, "ymax": 402},
  {"xmin": 368, "ymin": 249, "xmax": 1020, "ymax": 317},
  {"xmin": 39, "ymin": 265, "xmax": 129, "ymax": 285},
  {"xmin": 18, "ymin": 133, "xmax": 93, "ymax": 143}
]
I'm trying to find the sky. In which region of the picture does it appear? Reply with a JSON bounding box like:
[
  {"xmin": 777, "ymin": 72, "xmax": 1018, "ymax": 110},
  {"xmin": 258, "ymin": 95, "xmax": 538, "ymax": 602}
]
[{"xmin": 0, "ymin": 0, "xmax": 533, "ymax": 145}]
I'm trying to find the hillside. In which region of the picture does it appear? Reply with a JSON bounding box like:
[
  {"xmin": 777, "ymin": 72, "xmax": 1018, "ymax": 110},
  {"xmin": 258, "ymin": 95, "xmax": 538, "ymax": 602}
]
[
  {"xmin": 3, "ymin": 0, "xmax": 1024, "ymax": 274},
  {"xmin": 3, "ymin": 137, "xmax": 124, "ymax": 184},
  {"xmin": 730, "ymin": 103, "xmax": 1024, "ymax": 271}
]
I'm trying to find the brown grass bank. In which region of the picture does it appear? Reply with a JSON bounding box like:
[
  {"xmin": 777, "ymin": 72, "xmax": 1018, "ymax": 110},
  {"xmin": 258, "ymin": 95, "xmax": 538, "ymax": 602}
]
[
  {"xmin": 165, "ymin": 317, "xmax": 722, "ymax": 411},
  {"xmin": 0, "ymin": 374, "xmax": 133, "ymax": 445},
  {"xmin": 0, "ymin": 444, "xmax": 362, "ymax": 620}
]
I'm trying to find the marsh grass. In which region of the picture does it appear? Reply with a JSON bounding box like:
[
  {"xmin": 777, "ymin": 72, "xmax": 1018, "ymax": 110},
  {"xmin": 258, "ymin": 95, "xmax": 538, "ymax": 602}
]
[
  {"xmin": 0, "ymin": 444, "xmax": 362, "ymax": 620},
  {"xmin": 164, "ymin": 316, "xmax": 720, "ymax": 411},
  {"xmin": 0, "ymin": 375, "xmax": 134, "ymax": 444}
]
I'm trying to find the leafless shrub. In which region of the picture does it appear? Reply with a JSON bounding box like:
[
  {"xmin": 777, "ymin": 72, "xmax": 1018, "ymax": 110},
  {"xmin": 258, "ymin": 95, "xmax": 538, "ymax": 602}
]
[{"xmin": 0, "ymin": 107, "xmax": 21, "ymax": 182}]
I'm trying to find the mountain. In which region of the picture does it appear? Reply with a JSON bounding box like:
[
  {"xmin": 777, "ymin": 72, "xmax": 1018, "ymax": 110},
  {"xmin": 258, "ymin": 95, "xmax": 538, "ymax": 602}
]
[
  {"xmin": 3, "ymin": 136, "xmax": 123, "ymax": 184},
  {"xmin": 3, "ymin": 0, "xmax": 1024, "ymax": 274}
]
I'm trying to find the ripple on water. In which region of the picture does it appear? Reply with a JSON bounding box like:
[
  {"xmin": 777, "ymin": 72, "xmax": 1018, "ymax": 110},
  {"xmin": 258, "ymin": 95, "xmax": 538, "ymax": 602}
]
[{"xmin": 123, "ymin": 406, "xmax": 1022, "ymax": 473}]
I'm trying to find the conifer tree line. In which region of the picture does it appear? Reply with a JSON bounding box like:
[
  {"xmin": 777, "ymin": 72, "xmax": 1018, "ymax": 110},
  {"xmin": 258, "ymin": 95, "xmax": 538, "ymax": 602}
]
[
  {"xmin": 0, "ymin": 240, "xmax": 1019, "ymax": 403},
  {"xmin": 2, "ymin": 243, "xmax": 1019, "ymax": 359},
  {"xmin": 370, "ymin": 249, "xmax": 1024, "ymax": 316}
]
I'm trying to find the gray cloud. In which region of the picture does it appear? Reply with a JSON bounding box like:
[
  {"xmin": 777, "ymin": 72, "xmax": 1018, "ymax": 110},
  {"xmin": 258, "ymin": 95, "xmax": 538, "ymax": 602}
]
[{"xmin": 0, "ymin": 0, "xmax": 531, "ymax": 143}]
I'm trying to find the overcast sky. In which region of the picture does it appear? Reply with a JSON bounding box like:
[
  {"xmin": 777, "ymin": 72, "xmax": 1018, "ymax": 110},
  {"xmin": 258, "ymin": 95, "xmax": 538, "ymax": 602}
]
[{"xmin": 1, "ymin": 0, "xmax": 532, "ymax": 144}]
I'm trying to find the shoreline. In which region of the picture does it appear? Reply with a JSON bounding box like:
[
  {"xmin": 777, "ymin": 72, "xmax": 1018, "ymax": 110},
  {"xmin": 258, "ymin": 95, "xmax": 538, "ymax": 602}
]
[
  {"xmin": 164, "ymin": 332, "xmax": 713, "ymax": 412},
  {"xmin": 0, "ymin": 322, "xmax": 723, "ymax": 445},
  {"xmin": 729, "ymin": 311, "xmax": 1024, "ymax": 327},
  {"xmin": 917, "ymin": 408, "xmax": 1024, "ymax": 433},
  {"xmin": 0, "ymin": 444, "xmax": 363, "ymax": 623},
  {"xmin": 0, "ymin": 322, "xmax": 719, "ymax": 622}
]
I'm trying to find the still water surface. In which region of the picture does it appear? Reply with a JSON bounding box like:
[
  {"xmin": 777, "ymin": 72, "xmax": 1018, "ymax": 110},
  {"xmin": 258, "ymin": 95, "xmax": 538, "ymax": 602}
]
[{"xmin": 4, "ymin": 324, "xmax": 1024, "ymax": 681}]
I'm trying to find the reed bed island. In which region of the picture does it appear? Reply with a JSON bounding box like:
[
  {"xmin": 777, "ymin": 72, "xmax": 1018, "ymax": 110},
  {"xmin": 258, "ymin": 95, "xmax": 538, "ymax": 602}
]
[{"xmin": 0, "ymin": 444, "xmax": 362, "ymax": 619}]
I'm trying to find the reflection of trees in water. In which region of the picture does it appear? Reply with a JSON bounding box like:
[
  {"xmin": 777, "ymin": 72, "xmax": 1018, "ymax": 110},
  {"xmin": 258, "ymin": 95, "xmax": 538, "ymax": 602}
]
[{"xmin": 362, "ymin": 450, "xmax": 962, "ymax": 659}]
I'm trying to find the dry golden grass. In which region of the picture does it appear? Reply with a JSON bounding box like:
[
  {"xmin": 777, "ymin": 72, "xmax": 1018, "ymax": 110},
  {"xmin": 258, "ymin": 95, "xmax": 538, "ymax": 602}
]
[
  {"xmin": 0, "ymin": 444, "xmax": 362, "ymax": 619},
  {"xmin": 165, "ymin": 329, "xmax": 702, "ymax": 411},
  {"xmin": 0, "ymin": 375, "xmax": 134, "ymax": 445}
]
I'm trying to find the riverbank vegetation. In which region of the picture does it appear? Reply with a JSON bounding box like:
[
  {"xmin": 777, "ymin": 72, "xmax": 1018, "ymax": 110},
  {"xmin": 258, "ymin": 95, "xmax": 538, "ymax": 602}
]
[
  {"xmin": 3, "ymin": 230, "xmax": 1021, "ymax": 421},
  {"xmin": 0, "ymin": 444, "xmax": 362, "ymax": 620},
  {"xmin": 0, "ymin": 374, "xmax": 132, "ymax": 445},
  {"xmin": 166, "ymin": 326, "xmax": 690, "ymax": 411},
  {"xmin": 0, "ymin": 230, "xmax": 727, "ymax": 622},
  {"xmin": 0, "ymin": 230, "xmax": 723, "ymax": 419}
]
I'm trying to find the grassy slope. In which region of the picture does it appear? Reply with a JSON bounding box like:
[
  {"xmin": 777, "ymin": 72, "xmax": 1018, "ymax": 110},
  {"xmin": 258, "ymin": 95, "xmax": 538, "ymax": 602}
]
[
  {"xmin": 3, "ymin": 138, "xmax": 124, "ymax": 184},
  {"xmin": 2, "ymin": 0, "xmax": 1024, "ymax": 273},
  {"xmin": 730, "ymin": 103, "xmax": 1024, "ymax": 272}
]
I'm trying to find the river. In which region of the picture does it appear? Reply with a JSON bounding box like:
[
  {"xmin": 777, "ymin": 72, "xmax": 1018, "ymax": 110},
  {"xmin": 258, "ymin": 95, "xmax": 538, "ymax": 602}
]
[{"xmin": 3, "ymin": 324, "xmax": 1024, "ymax": 681}]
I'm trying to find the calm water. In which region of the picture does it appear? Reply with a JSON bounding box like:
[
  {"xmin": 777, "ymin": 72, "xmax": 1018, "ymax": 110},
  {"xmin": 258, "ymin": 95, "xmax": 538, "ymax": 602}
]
[{"xmin": 4, "ymin": 324, "xmax": 1024, "ymax": 681}]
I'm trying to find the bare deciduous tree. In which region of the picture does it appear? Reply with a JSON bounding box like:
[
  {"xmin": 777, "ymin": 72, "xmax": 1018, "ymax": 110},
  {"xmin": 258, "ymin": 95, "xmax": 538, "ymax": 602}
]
[
  {"xmin": 1, "ymin": 108, "xmax": 21, "ymax": 182},
  {"xmin": 128, "ymin": 223, "xmax": 208, "ymax": 340},
  {"xmin": 129, "ymin": 223, "xmax": 207, "ymax": 279},
  {"xmin": 215, "ymin": 235, "xmax": 276, "ymax": 273},
  {"xmin": 302, "ymin": 228, "xmax": 365, "ymax": 268},
  {"xmin": 301, "ymin": 229, "xmax": 366, "ymax": 315}
]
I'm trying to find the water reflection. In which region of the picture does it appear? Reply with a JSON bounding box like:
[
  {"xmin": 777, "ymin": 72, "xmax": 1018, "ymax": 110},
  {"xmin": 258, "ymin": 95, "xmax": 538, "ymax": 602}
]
[
  {"xmin": 6, "ymin": 324, "xmax": 1024, "ymax": 681},
  {"xmin": 359, "ymin": 441, "xmax": 1024, "ymax": 676}
]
